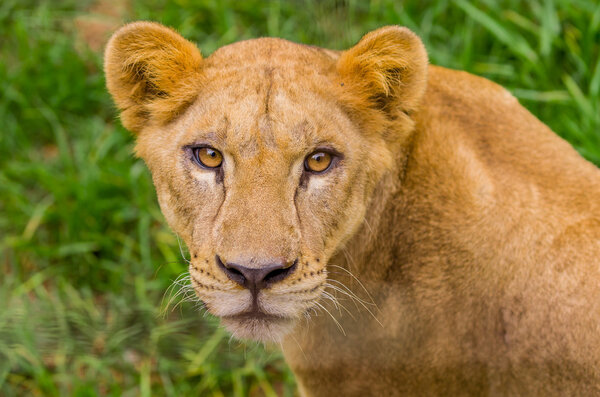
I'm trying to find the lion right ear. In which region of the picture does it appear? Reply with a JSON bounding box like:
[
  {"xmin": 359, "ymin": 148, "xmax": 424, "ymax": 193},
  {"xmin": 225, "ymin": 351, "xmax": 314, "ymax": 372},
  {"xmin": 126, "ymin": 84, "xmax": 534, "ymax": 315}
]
[
  {"xmin": 104, "ymin": 21, "xmax": 203, "ymax": 133},
  {"xmin": 337, "ymin": 26, "xmax": 428, "ymax": 118}
]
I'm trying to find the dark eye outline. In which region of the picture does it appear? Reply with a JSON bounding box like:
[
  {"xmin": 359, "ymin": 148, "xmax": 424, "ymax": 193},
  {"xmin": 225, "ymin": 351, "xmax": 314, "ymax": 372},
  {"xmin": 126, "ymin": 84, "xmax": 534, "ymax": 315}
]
[
  {"xmin": 303, "ymin": 148, "xmax": 341, "ymax": 175},
  {"xmin": 191, "ymin": 146, "xmax": 223, "ymax": 169}
]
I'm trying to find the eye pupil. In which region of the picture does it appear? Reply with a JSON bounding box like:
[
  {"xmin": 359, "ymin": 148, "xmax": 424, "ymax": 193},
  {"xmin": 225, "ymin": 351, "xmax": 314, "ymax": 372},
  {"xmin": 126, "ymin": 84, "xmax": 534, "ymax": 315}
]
[
  {"xmin": 194, "ymin": 147, "xmax": 223, "ymax": 168},
  {"xmin": 305, "ymin": 151, "xmax": 333, "ymax": 173}
]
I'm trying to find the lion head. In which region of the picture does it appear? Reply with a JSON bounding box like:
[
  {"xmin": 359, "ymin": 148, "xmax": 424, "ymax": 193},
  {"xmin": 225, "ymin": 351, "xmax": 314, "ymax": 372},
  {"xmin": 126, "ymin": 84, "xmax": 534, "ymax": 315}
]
[{"xmin": 104, "ymin": 22, "xmax": 427, "ymax": 342}]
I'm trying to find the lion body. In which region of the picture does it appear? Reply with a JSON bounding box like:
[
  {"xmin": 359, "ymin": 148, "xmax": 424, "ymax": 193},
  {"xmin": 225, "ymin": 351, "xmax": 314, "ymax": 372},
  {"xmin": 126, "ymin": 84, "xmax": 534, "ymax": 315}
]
[
  {"xmin": 105, "ymin": 23, "xmax": 600, "ymax": 396},
  {"xmin": 283, "ymin": 66, "xmax": 600, "ymax": 396}
]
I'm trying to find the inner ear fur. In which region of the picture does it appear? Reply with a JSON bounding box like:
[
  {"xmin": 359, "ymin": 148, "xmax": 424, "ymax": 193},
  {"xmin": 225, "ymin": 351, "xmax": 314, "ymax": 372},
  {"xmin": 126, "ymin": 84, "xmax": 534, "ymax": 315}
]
[
  {"xmin": 104, "ymin": 21, "xmax": 203, "ymax": 133},
  {"xmin": 337, "ymin": 26, "xmax": 428, "ymax": 119}
]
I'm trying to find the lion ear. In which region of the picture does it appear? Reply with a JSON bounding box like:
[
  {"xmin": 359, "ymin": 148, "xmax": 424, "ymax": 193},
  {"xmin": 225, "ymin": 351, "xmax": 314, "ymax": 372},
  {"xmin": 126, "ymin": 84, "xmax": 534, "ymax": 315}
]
[
  {"xmin": 104, "ymin": 21, "xmax": 203, "ymax": 133},
  {"xmin": 337, "ymin": 26, "xmax": 428, "ymax": 117}
]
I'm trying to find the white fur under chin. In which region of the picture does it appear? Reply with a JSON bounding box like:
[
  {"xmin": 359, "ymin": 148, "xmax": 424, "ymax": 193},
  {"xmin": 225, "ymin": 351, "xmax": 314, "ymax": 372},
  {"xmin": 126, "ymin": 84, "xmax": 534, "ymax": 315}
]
[{"xmin": 221, "ymin": 317, "xmax": 296, "ymax": 343}]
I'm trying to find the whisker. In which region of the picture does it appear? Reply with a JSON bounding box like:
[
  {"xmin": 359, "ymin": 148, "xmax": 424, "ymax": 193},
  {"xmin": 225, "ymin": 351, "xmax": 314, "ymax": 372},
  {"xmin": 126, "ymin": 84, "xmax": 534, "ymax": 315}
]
[
  {"xmin": 175, "ymin": 234, "xmax": 190, "ymax": 264},
  {"xmin": 321, "ymin": 290, "xmax": 355, "ymax": 320},
  {"xmin": 324, "ymin": 282, "xmax": 360, "ymax": 307},
  {"xmin": 287, "ymin": 333, "xmax": 308, "ymax": 361},
  {"xmin": 328, "ymin": 264, "xmax": 380, "ymax": 312},
  {"xmin": 329, "ymin": 282, "xmax": 374, "ymax": 317},
  {"xmin": 161, "ymin": 270, "xmax": 202, "ymax": 317},
  {"xmin": 153, "ymin": 260, "xmax": 188, "ymax": 279},
  {"xmin": 167, "ymin": 287, "xmax": 197, "ymax": 313},
  {"xmin": 340, "ymin": 247, "xmax": 356, "ymax": 272},
  {"xmin": 325, "ymin": 278, "xmax": 377, "ymax": 306},
  {"xmin": 324, "ymin": 280, "xmax": 383, "ymax": 328},
  {"xmin": 320, "ymin": 291, "xmax": 341, "ymax": 315},
  {"xmin": 321, "ymin": 290, "xmax": 340, "ymax": 310},
  {"xmin": 324, "ymin": 282, "xmax": 360, "ymax": 311},
  {"xmin": 363, "ymin": 218, "xmax": 374, "ymax": 237},
  {"xmin": 314, "ymin": 301, "xmax": 346, "ymax": 336}
]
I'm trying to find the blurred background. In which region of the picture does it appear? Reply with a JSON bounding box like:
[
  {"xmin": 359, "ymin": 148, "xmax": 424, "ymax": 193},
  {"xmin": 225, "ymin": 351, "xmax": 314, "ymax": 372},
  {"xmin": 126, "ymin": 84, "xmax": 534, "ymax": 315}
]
[{"xmin": 1, "ymin": 0, "xmax": 598, "ymax": 395}]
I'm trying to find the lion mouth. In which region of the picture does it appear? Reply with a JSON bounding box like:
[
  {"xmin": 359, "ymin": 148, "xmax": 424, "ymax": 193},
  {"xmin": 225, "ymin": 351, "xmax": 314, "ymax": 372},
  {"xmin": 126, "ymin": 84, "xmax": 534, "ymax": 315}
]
[
  {"xmin": 191, "ymin": 273, "xmax": 324, "ymax": 342},
  {"xmin": 220, "ymin": 309, "xmax": 296, "ymax": 342},
  {"xmin": 223, "ymin": 310, "xmax": 290, "ymax": 322}
]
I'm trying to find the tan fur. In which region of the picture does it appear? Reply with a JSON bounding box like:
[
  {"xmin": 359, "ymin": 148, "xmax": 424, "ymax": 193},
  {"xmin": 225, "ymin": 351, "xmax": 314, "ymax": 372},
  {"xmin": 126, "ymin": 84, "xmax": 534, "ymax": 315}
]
[
  {"xmin": 105, "ymin": 22, "xmax": 600, "ymax": 395},
  {"xmin": 104, "ymin": 22, "xmax": 203, "ymax": 133}
]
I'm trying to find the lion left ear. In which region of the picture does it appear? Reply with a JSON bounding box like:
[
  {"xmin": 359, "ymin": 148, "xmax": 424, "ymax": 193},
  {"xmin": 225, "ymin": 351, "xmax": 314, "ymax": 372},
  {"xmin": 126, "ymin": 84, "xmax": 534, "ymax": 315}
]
[
  {"xmin": 104, "ymin": 21, "xmax": 203, "ymax": 134},
  {"xmin": 337, "ymin": 26, "xmax": 428, "ymax": 117}
]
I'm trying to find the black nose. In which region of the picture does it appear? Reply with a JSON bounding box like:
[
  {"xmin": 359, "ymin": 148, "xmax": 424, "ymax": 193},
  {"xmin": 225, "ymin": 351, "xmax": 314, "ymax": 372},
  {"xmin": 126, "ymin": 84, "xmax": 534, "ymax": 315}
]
[{"xmin": 216, "ymin": 256, "xmax": 297, "ymax": 292}]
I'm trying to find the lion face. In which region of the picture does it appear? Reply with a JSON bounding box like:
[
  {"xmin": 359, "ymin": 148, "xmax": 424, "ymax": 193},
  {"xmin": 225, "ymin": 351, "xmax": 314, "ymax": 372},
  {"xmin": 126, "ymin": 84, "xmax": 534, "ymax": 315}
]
[{"xmin": 105, "ymin": 22, "xmax": 427, "ymax": 342}]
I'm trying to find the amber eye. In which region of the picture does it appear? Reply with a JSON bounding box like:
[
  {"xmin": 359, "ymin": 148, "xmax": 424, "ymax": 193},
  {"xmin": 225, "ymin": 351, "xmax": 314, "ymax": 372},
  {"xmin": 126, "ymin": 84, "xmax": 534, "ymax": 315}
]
[
  {"xmin": 193, "ymin": 147, "xmax": 223, "ymax": 168},
  {"xmin": 304, "ymin": 151, "xmax": 333, "ymax": 173}
]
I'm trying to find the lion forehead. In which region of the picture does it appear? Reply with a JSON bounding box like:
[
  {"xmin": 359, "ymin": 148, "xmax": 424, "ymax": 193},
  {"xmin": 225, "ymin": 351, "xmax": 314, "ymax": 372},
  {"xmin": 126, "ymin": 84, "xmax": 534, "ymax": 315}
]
[{"xmin": 205, "ymin": 37, "xmax": 339, "ymax": 73}]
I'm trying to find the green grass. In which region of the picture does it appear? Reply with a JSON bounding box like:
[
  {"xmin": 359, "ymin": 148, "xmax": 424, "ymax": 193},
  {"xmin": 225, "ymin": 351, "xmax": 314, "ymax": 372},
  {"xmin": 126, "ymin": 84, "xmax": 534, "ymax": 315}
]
[{"xmin": 1, "ymin": 0, "xmax": 599, "ymax": 395}]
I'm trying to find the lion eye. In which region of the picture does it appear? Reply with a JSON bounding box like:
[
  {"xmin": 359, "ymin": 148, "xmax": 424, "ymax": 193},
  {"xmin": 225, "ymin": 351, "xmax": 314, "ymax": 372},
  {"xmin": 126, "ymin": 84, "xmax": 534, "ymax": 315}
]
[
  {"xmin": 193, "ymin": 147, "xmax": 223, "ymax": 168},
  {"xmin": 304, "ymin": 151, "xmax": 333, "ymax": 173}
]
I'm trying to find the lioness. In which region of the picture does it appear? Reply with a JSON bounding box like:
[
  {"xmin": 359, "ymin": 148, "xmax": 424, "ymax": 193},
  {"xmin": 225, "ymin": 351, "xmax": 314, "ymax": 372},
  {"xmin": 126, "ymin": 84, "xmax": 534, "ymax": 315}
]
[{"xmin": 105, "ymin": 22, "xmax": 600, "ymax": 396}]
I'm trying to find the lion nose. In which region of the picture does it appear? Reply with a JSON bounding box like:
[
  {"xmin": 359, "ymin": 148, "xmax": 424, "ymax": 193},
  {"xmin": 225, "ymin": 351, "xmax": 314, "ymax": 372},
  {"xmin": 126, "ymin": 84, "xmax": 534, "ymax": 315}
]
[{"xmin": 216, "ymin": 256, "xmax": 297, "ymax": 292}]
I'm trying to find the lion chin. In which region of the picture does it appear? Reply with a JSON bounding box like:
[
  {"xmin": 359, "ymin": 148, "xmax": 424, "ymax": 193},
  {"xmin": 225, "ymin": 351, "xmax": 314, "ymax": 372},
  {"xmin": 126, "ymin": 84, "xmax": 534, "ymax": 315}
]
[{"xmin": 220, "ymin": 313, "xmax": 296, "ymax": 343}]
